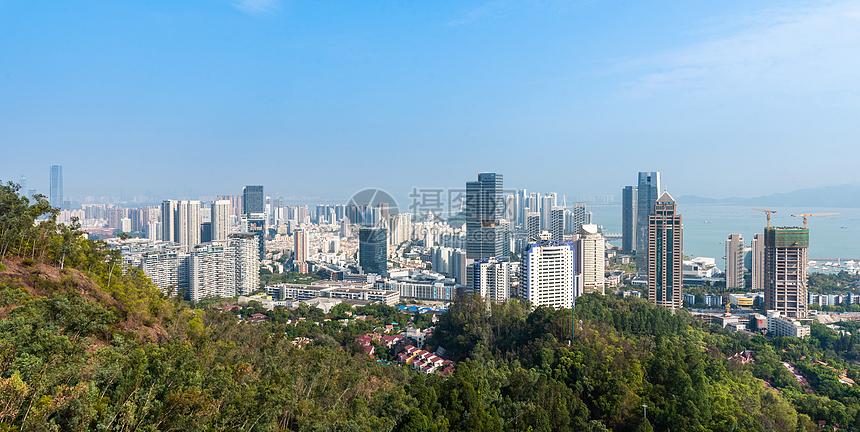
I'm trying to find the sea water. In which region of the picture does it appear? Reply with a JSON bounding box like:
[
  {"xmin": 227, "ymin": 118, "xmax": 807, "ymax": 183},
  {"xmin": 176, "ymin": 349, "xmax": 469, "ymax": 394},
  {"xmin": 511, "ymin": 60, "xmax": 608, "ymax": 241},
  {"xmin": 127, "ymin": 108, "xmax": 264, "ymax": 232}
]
[{"xmin": 589, "ymin": 204, "xmax": 860, "ymax": 271}]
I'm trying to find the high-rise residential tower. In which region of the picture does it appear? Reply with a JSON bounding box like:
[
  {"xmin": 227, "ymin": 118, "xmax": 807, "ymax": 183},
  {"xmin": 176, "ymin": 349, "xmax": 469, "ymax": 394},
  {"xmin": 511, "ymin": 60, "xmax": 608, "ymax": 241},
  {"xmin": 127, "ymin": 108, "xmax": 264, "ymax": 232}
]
[
  {"xmin": 540, "ymin": 194, "xmax": 556, "ymax": 230},
  {"xmin": 176, "ymin": 201, "xmax": 201, "ymax": 248},
  {"xmin": 622, "ymin": 186, "xmax": 637, "ymax": 253},
  {"xmin": 243, "ymin": 214, "xmax": 266, "ymax": 260},
  {"xmin": 569, "ymin": 203, "xmax": 591, "ymax": 234},
  {"xmin": 764, "ymin": 227, "xmax": 809, "ymax": 318},
  {"xmin": 725, "ymin": 234, "xmax": 745, "ymax": 289},
  {"xmin": 465, "ymin": 173, "xmax": 505, "ymax": 260},
  {"xmin": 519, "ymin": 232, "xmax": 575, "ymax": 309},
  {"xmin": 211, "ymin": 200, "xmax": 231, "ymax": 241},
  {"xmin": 636, "ymin": 171, "xmax": 661, "ymax": 272},
  {"xmin": 473, "ymin": 257, "xmax": 511, "ymax": 303},
  {"xmin": 161, "ymin": 200, "xmax": 177, "ymax": 244},
  {"xmin": 293, "ymin": 228, "xmax": 309, "ymax": 273},
  {"xmin": 526, "ymin": 212, "xmax": 541, "ymax": 242},
  {"xmin": 49, "ymin": 165, "xmax": 63, "ymax": 209},
  {"xmin": 550, "ymin": 207, "xmax": 565, "ymax": 242},
  {"xmin": 751, "ymin": 234, "xmax": 765, "ymax": 291},
  {"xmin": 160, "ymin": 200, "xmax": 201, "ymax": 249},
  {"xmin": 647, "ymin": 191, "xmax": 682, "ymax": 309}
]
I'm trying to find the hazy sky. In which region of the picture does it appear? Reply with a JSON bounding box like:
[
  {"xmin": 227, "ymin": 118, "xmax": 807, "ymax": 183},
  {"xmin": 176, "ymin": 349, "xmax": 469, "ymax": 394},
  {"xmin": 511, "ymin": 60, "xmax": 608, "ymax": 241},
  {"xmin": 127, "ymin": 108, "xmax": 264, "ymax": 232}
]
[{"xmin": 2, "ymin": 0, "xmax": 859, "ymax": 203}]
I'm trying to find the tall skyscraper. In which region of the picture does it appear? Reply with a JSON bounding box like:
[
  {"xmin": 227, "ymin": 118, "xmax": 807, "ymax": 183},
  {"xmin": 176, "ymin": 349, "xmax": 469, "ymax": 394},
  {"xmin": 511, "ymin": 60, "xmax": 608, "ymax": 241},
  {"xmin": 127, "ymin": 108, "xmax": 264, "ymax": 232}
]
[
  {"xmin": 473, "ymin": 257, "xmax": 511, "ymax": 303},
  {"xmin": 294, "ymin": 228, "xmax": 309, "ymax": 273},
  {"xmin": 160, "ymin": 200, "xmax": 177, "ymax": 245},
  {"xmin": 230, "ymin": 233, "xmax": 260, "ymax": 296},
  {"xmin": 211, "ymin": 200, "xmax": 231, "ymax": 241},
  {"xmin": 359, "ymin": 227, "xmax": 388, "ymax": 277},
  {"xmin": 49, "ymin": 165, "xmax": 63, "ymax": 209},
  {"xmin": 636, "ymin": 171, "xmax": 661, "ymax": 272},
  {"xmin": 751, "ymin": 233, "xmax": 765, "ymax": 291},
  {"xmin": 764, "ymin": 227, "xmax": 809, "ymax": 318},
  {"xmin": 519, "ymin": 232, "xmax": 575, "ymax": 309},
  {"xmin": 526, "ymin": 212, "xmax": 541, "ymax": 242},
  {"xmin": 243, "ymin": 214, "xmax": 266, "ymax": 260},
  {"xmin": 622, "ymin": 186, "xmax": 637, "ymax": 253},
  {"xmin": 564, "ymin": 204, "xmax": 592, "ymax": 236},
  {"xmin": 550, "ymin": 207, "xmax": 565, "ymax": 242},
  {"xmin": 242, "ymin": 185, "xmax": 264, "ymax": 215},
  {"xmin": 647, "ymin": 191, "xmax": 682, "ymax": 309},
  {"xmin": 218, "ymin": 195, "xmax": 243, "ymax": 218},
  {"xmin": 577, "ymin": 224, "xmax": 606, "ymax": 295},
  {"xmin": 175, "ymin": 201, "xmax": 201, "ymax": 248},
  {"xmin": 725, "ymin": 234, "xmax": 745, "ymax": 289},
  {"xmin": 465, "ymin": 173, "xmax": 505, "ymax": 260},
  {"xmin": 540, "ymin": 194, "xmax": 556, "ymax": 230}
]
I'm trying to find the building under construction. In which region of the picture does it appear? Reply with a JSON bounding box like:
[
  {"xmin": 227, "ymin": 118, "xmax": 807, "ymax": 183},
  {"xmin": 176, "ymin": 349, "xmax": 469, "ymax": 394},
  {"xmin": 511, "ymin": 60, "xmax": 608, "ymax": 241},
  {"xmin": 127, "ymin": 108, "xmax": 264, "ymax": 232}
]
[{"xmin": 764, "ymin": 227, "xmax": 809, "ymax": 319}]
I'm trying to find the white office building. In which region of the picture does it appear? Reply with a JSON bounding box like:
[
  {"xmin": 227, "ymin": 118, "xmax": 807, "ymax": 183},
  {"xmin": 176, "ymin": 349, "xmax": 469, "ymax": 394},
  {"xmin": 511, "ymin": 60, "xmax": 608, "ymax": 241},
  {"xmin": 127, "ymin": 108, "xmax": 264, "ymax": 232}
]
[{"xmin": 577, "ymin": 224, "xmax": 605, "ymax": 295}]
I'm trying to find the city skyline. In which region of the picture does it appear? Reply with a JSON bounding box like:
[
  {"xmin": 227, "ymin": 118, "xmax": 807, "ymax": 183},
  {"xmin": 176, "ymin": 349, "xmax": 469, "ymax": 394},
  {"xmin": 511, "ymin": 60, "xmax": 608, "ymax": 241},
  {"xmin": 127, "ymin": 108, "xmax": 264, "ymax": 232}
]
[{"xmin": 3, "ymin": 1, "xmax": 859, "ymax": 200}]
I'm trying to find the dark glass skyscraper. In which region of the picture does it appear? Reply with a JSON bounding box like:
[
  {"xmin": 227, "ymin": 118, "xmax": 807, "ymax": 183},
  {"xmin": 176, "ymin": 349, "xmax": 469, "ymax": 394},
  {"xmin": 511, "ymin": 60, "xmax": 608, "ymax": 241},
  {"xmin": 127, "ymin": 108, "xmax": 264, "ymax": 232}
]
[
  {"xmin": 465, "ymin": 173, "xmax": 505, "ymax": 260},
  {"xmin": 359, "ymin": 227, "xmax": 388, "ymax": 277},
  {"xmin": 622, "ymin": 185, "xmax": 637, "ymax": 253},
  {"xmin": 636, "ymin": 171, "xmax": 660, "ymax": 272},
  {"xmin": 242, "ymin": 185, "xmax": 264, "ymax": 215},
  {"xmin": 49, "ymin": 165, "xmax": 63, "ymax": 209}
]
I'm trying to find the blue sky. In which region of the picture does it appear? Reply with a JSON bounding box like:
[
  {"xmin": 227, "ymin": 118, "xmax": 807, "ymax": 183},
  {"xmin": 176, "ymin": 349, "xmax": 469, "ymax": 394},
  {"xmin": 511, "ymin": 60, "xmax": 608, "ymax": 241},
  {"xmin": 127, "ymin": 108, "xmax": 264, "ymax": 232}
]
[{"xmin": 2, "ymin": 0, "xmax": 859, "ymax": 203}]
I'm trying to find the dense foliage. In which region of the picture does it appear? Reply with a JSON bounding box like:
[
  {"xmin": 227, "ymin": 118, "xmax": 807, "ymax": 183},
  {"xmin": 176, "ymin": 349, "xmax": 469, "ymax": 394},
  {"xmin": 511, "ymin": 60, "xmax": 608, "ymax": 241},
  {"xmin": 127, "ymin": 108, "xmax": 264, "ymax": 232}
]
[
  {"xmin": 2, "ymin": 181, "xmax": 860, "ymax": 431},
  {"xmin": 809, "ymin": 271, "xmax": 860, "ymax": 294}
]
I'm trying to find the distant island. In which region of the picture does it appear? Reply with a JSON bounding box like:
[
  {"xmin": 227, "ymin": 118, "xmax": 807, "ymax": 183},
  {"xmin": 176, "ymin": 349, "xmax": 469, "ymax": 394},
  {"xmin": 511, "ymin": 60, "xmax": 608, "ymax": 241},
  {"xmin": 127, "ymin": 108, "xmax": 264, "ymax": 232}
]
[{"xmin": 679, "ymin": 183, "xmax": 860, "ymax": 208}]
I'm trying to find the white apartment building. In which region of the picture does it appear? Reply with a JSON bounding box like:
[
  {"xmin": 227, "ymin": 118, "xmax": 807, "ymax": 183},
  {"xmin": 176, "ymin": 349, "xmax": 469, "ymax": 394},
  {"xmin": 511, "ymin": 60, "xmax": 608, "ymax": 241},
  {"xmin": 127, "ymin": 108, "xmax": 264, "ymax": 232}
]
[
  {"xmin": 189, "ymin": 242, "xmax": 236, "ymax": 302},
  {"xmin": 140, "ymin": 249, "xmax": 188, "ymax": 297},
  {"xmin": 519, "ymin": 233, "xmax": 575, "ymax": 309},
  {"xmin": 231, "ymin": 234, "xmax": 260, "ymax": 296},
  {"xmin": 726, "ymin": 234, "xmax": 745, "ymax": 289},
  {"xmin": 766, "ymin": 310, "xmax": 811, "ymax": 338},
  {"xmin": 473, "ymin": 257, "xmax": 511, "ymax": 302},
  {"xmin": 211, "ymin": 200, "xmax": 231, "ymax": 241}
]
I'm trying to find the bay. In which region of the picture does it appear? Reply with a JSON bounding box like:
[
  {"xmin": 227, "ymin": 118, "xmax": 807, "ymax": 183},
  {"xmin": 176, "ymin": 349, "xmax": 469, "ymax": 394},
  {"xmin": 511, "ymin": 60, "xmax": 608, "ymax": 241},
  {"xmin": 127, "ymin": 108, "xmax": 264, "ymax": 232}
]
[{"xmin": 589, "ymin": 204, "xmax": 860, "ymax": 271}]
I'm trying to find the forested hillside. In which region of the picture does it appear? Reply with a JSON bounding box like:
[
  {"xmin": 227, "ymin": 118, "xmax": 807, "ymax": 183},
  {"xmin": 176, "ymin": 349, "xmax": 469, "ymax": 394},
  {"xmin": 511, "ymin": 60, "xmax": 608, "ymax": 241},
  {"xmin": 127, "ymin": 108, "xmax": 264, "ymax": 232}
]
[{"xmin": 2, "ymin": 180, "xmax": 860, "ymax": 431}]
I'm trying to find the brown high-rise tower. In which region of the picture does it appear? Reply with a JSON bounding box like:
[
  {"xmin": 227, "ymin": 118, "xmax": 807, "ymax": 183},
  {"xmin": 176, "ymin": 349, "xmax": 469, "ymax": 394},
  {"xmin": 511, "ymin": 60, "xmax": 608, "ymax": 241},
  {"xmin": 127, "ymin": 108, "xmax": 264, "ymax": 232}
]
[{"xmin": 647, "ymin": 191, "xmax": 683, "ymax": 309}]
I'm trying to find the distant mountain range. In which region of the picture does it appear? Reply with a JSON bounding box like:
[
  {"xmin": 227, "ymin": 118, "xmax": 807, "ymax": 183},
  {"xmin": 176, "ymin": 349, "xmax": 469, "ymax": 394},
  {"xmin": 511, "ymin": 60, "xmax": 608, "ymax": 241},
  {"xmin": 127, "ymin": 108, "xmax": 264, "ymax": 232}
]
[{"xmin": 678, "ymin": 184, "xmax": 860, "ymax": 208}]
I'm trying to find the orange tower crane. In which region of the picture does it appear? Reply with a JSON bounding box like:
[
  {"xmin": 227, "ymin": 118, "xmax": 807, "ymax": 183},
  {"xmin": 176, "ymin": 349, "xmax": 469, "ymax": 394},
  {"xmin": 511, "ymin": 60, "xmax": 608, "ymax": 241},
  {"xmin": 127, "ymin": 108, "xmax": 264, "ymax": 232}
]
[
  {"xmin": 752, "ymin": 208, "xmax": 777, "ymax": 228},
  {"xmin": 790, "ymin": 213, "xmax": 840, "ymax": 228}
]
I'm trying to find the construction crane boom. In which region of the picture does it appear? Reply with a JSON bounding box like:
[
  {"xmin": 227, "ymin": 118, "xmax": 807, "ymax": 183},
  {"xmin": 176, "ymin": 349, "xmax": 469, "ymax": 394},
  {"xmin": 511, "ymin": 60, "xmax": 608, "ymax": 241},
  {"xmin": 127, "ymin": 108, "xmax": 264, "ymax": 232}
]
[
  {"xmin": 790, "ymin": 212, "xmax": 840, "ymax": 228},
  {"xmin": 753, "ymin": 208, "xmax": 777, "ymax": 228}
]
